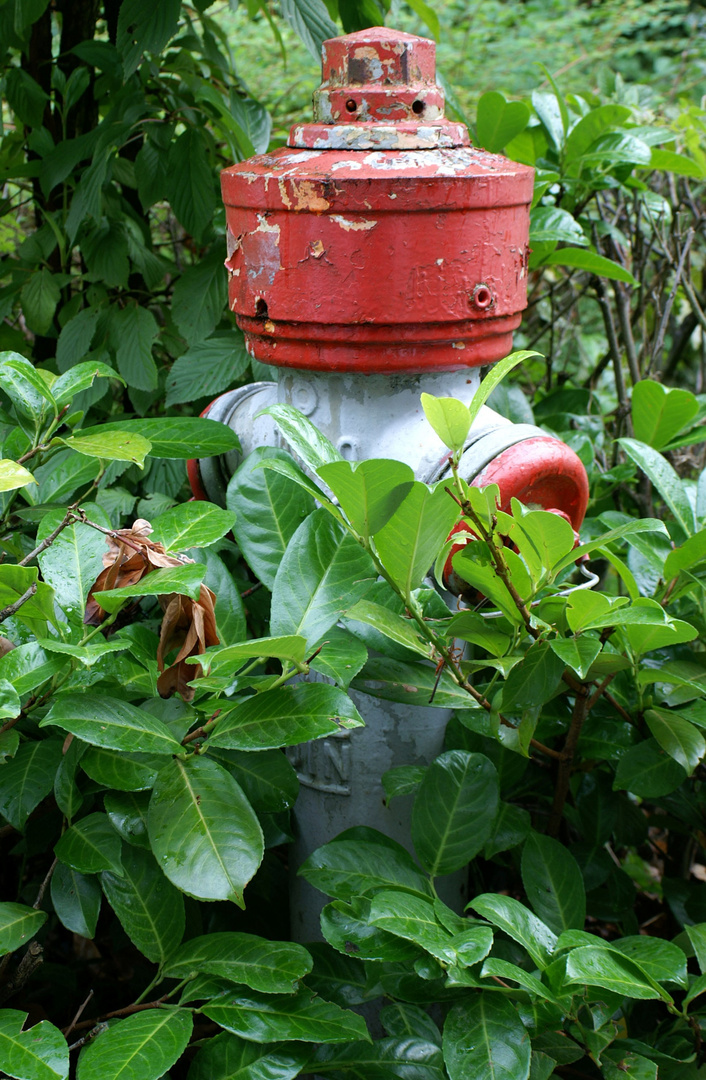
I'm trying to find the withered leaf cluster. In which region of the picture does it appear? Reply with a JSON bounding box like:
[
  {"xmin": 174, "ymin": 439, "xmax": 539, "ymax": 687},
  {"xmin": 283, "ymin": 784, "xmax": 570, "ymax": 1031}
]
[{"xmin": 85, "ymin": 519, "xmax": 218, "ymax": 701}]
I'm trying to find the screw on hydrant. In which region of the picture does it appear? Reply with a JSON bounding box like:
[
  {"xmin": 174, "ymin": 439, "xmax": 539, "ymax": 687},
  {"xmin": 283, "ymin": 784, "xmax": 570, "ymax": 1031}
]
[{"xmin": 188, "ymin": 25, "xmax": 590, "ymax": 941}]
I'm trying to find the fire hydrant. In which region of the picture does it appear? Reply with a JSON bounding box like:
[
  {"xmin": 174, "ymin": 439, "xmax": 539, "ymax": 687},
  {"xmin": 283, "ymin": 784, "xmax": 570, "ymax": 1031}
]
[{"xmin": 189, "ymin": 27, "xmax": 589, "ymax": 940}]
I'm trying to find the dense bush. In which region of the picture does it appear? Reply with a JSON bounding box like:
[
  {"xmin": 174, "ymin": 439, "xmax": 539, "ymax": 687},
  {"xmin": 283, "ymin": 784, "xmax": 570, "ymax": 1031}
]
[{"xmin": 1, "ymin": 1, "xmax": 706, "ymax": 1079}]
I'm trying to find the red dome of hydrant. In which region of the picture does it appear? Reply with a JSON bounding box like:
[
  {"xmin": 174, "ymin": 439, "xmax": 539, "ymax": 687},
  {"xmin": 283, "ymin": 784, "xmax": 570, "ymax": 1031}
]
[{"xmin": 220, "ymin": 27, "xmax": 534, "ymax": 374}]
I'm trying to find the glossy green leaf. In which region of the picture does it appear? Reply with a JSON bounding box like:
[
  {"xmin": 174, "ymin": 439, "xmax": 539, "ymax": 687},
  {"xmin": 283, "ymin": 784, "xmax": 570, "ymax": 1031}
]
[
  {"xmin": 483, "ymin": 803, "xmax": 531, "ymax": 858},
  {"xmin": 468, "ymin": 894, "xmax": 557, "ymax": 969},
  {"xmin": 227, "ymin": 448, "xmax": 316, "ymax": 590},
  {"xmin": 270, "ymin": 509, "xmax": 376, "ymax": 646},
  {"xmin": 0, "ymin": 903, "xmax": 46, "ymax": 958},
  {"xmin": 54, "ymin": 813, "xmax": 123, "ymax": 876},
  {"xmin": 476, "ymin": 91, "xmax": 530, "ymax": 152},
  {"xmin": 93, "ymin": 563, "xmax": 206, "ymax": 613},
  {"xmin": 313, "ymin": 1036, "xmax": 446, "ymax": 1079},
  {"xmin": 420, "ymin": 395, "xmax": 471, "ymax": 453},
  {"xmin": 345, "ymin": 601, "xmax": 429, "ymax": 657},
  {"xmin": 500, "ymin": 642, "xmax": 565, "ymax": 713},
  {"xmin": 41, "ymin": 694, "xmax": 182, "ymax": 754},
  {"xmin": 164, "ymin": 932, "xmax": 312, "ymax": 994},
  {"xmin": 187, "ymin": 1032, "xmax": 309, "ymax": 1080},
  {"xmin": 521, "ymin": 832, "xmax": 586, "ymax": 934},
  {"xmin": 0, "ymin": 1011, "xmax": 68, "ymax": 1080},
  {"xmin": 649, "ymin": 147, "xmax": 703, "ymax": 178},
  {"xmin": 262, "ymin": 404, "xmax": 342, "ymax": 473},
  {"xmin": 76, "ymin": 1008, "xmax": 193, "ymax": 1080},
  {"xmin": 411, "ymin": 751, "xmax": 499, "ymax": 876},
  {"xmin": 602, "ymin": 1051, "xmax": 657, "ymax": 1080},
  {"xmin": 540, "ymin": 247, "xmax": 637, "ymax": 284},
  {"xmin": 0, "ymin": 679, "xmax": 21, "ymax": 722},
  {"xmin": 321, "ymin": 897, "xmax": 420, "ymax": 963},
  {"xmin": 147, "ymin": 756, "xmax": 263, "ymax": 907},
  {"xmin": 208, "ymin": 683, "xmax": 363, "ymax": 751},
  {"xmin": 203, "ymin": 986, "xmax": 369, "ymax": 1044},
  {"xmin": 64, "ymin": 430, "xmax": 152, "ymax": 467},
  {"xmin": 382, "ymin": 765, "xmax": 427, "ymax": 803},
  {"xmin": 631, "ymin": 380, "xmax": 699, "ymax": 451},
  {"xmin": 686, "ymin": 923, "xmax": 706, "ymax": 974},
  {"xmin": 36, "ymin": 508, "xmax": 108, "ymax": 622},
  {"xmin": 50, "ymin": 863, "xmax": 101, "ymax": 938},
  {"xmin": 613, "ymin": 738, "xmax": 686, "ymax": 797},
  {"xmin": 0, "ymin": 352, "xmax": 57, "ymax": 422},
  {"xmin": 308, "ymin": 626, "xmax": 368, "ymax": 689},
  {"xmin": 443, "ymin": 994, "xmax": 531, "ymax": 1080},
  {"xmin": 204, "ymin": 636, "xmax": 308, "ymax": 673},
  {"xmin": 0, "ymin": 565, "xmax": 59, "ymax": 631},
  {"xmin": 380, "ymin": 1004, "xmax": 441, "ymax": 1045},
  {"xmin": 645, "ymin": 707, "xmax": 706, "ymax": 774},
  {"xmin": 101, "ymin": 845, "xmax": 185, "ymax": 964},
  {"xmin": 0, "ymin": 739, "xmax": 63, "ymax": 832},
  {"xmin": 164, "ymin": 331, "xmax": 250, "ymax": 408},
  {"xmin": 549, "ymin": 636, "xmax": 602, "ymax": 680},
  {"xmin": 612, "ymin": 935, "xmax": 687, "ymax": 988},
  {"xmin": 317, "ymin": 459, "xmax": 415, "ymax": 541},
  {"xmin": 150, "ymin": 502, "xmax": 235, "ymax": 552},
  {"xmin": 368, "ymin": 891, "xmax": 458, "ymax": 964},
  {"xmin": 104, "ymin": 791, "xmax": 151, "ymax": 849},
  {"xmin": 52, "ymin": 361, "xmax": 121, "ymax": 407},
  {"xmin": 375, "ymin": 483, "xmax": 460, "ymax": 600},
  {"xmin": 299, "ymin": 830, "xmax": 433, "ymax": 903},
  {"xmin": 78, "ymin": 418, "xmax": 240, "ymax": 460},
  {"xmin": 468, "ymin": 352, "xmax": 539, "ymax": 429},
  {"xmin": 565, "ymin": 946, "xmax": 665, "ymax": 1000},
  {"xmin": 530, "ymin": 206, "xmax": 587, "ymax": 245},
  {"xmin": 563, "ymin": 103, "xmax": 632, "ymax": 162},
  {"xmin": 0, "ymin": 459, "xmax": 37, "ymax": 492},
  {"xmin": 211, "ymin": 749, "xmax": 298, "ymax": 813},
  {"xmin": 81, "ymin": 749, "xmax": 162, "ymax": 792},
  {"xmin": 619, "ymin": 438, "xmax": 696, "ymax": 535}
]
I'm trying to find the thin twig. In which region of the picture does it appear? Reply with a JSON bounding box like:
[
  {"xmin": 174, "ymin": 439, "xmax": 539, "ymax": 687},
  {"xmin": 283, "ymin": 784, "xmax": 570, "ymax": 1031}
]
[
  {"xmin": 18, "ymin": 508, "xmax": 78, "ymax": 567},
  {"xmin": 0, "ymin": 583, "xmax": 37, "ymax": 625},
  {"xmin": 650, "ymin": 228, "xmax": 694, "ymax": 370},
  {"xmin": 33, "ymin": 857, "xmax": 57, "ymax": 910},
  {"xmin": 65, "ymin": 993, "xmax": 175, "ymax": 1035},
  {"xmin": 64, "ymin": 990, "xmax": 94, "ymax": 1040},
  {"xmin": 548, "ymin": 690, "xmax": 589, "ymax": 837}
]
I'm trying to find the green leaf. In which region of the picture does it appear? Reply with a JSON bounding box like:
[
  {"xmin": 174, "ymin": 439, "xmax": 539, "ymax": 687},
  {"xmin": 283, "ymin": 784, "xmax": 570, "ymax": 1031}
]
[
  {"xmin": 411, "ymin": 751, "xmax": 499, "ymax": 877},
  {"xmin": 530, "ymin": 205, "xmax": 588, "ymax": 246},
  {"xmin": 21, "ymin": 268, "xmax": 61, "ymax": 335},
  {"xmin": 147, "ymin": 756, "xmax": 263, "ymax": 906},
  {"xmin": 78, "ymin": 417, "xmax": 240, "ymax": 459},
  {"xmin": 619, "ymin": 438, "xmax": 696, "ymax": 535},
  {"xmin": 279, "ymin": 0, "xmax": 339, "ymax": 58},
  {"xmin": 468, "ymin": 351, "xmax": 540, "ymax": 430},
  {"xmin": 501, "ymin": 642, "xmax": 565, "ymax": 714},
  {"xmin": 308, "ymin": 626, "xmax": 368, "ymax": 689},
  {"xmin": 36, "ymin": 508, "xmax": 108, "ymax": 623},
  {"xmin": 0, "ymin": 739, "xmax": 63, "ymax": 832},
  {"xmin": 262, "ymin": 404, "xmax": 342, "ymax": 474},
  {"xmin": 345, "ymin": 601, "xmax": 429, "ymax": 657},
  {"xmin": 112, "ymin": 305, "xmax": 160, "ymax": 392},
  {"xmin": 480, "ymin": 958, "xmax": 561, "ymax": 1003},
  {"xmin": 380, "ymin": 1004, "xmax": 441, "ymax": 1045},
  {"xmin": 375, "ymin": 483, "xmax": 459, "ymax": 600},
  {"xmin": 270, "ymin": 509, "xmax": 376, "ymax": 647},
  {"xmin": 420, "ymin": 395, "xmax": 471, "ymax": 453},
  {"xmin": 0, "ymin": 679, "xmax": 21, "ymax": 722},
  {"xmin": 101, "ymin": 845, "xmax": 185, "ymax": 964},
  {"xmin": 164, "ymin": 331, "xmax": 250, "ymax": 407},
  {"xmin": 0, "ymin": 1011, "xmax": 68, "ymax": 1080},
  {"xmin": 443, "ymin": 994, "xmax": 531, "ymax": 1080},
  {"xmin": 631, "ymin": 380, "xmax": 699, "ymax": 451},
  {"xmin": 468, "ymin": 894, "xmax": 557, "ymax": 969},
  {"xmin": 209, "ymin": 683, "xmax": 363, "ymax": 751},
  {"xmin": 299, "ymin": 830, "xmax": 433, "ymax": 903},
  {"xmin": 521, "ymin": 832, "xmax": 586, "ymax": 934},
  {"xmin": 167, "ymin": 127, "xmax": 216, "ymax": 242},
  {"xmin": 227, "ymin": 448, "xmax": 315, "ymax": 590},
  {"xmin": 317, "ymin": 459, "xmax": 415, "ymax": 541},
  {"xmin": 553, "ymin": 517, "xmax": 668, "ymax": 576},
  {"xmin": 565, "ymin": 946, "xmax": 665, "ymax": 1000},
  {"xmin": 164, "ymin": 932, "xmax": 312, "ymax": 994},
  {"xmin": 213, "ymin": 749, "xmax": 299, "ymax": 814},
  {"xmin": 64, "ymin": 430, "xmax": 152, "ymax": 468},
  {"xmin": 50, "ymin": 863, "xmax": 101, "ymax": 938},
  {"xmin": 0, "ymin": 352, "xmax": 57, "ymax": 427},
  {"xmin": 204, "ymin": 636, "xmax": 308, "ymax": 673},
  {"xmin": 52, "ymin": 361, "xmax": 120, "ymax": 407},
  {"xmin": 369, "ymin": 891, "xmax": 491, "ymax": 967},
  {"xmin": 41, "ymin": 694, "xmax": 183, "ymax": 755},
  {"xmin": 476, "ymin": 91, "xmax": 530, "ymax": 153},
  {"xmin": 171, "ymin": 244, "xmax": 228, "ymax": 345},
  {"xmin": 549, "ymin": 637, "xmax": 602, "ymax": 680},
  {"xmin": 613, "ymin": 738, "xmax": 686, "ymax": 797},
  {"xmin": 93, "ymin": 563, "xmax": 206, "ymax": 613},
  {"xmin": 82, "ymin": 749, "xmax": 163, "ymax": 792},
  {"xmin": 0, "ymin": 459, "xmax": 37, "ymax": 492},
  {"xmin": 321, "ymin": 897, "xmax": 420, "ymax": 963},
  {"xmin": 612, "ymin": 935, "xmax": 687, "ymax": 988},
  {"xmin": 540, "ymin": 247, "xmax": 638, "ymax": 284},
  {"xmin": 313, "ymin": 1037, "xmax": 446, "ymax": 1079},
  {"xmin": 382, "ymin": 765, "xmax": 427, "ymax": 803},
  {"xmin": 0, "ymin": 565, "xmax": 58, "ymax": 632},
  {"xmin": 54, "ymin": 813, "xmax": 123, "ymax": 876},
  {"xmin": 203, "ymin": 986, "xmax": 370, "ymax": 1044},
  {"xmin": 645, "ymin": 707, "xmax": 706, "ymax": 774},
  {"xmin": 602, "ymin": 1051, "xmax": 657, "ymax": 1080},
  {"xmin": 0, "ymin": 903, "xmax": 47, "ymax": 958},
  {"xmin": 53, "ymin": 736, "xmax": 85, "ymax": 822},
  {"xmin": 563, "ymin": 103, "xmax": 632, "ymax": 163},
  {"xmin": 350, "ymin": 656, "xmax": 474, "ymax": 710},
  {"xmin": 187, "ymin": 1032, "xmax": 309, "ymax": 1080},
  {"xmin": 150, "ymin": 502, "xmax": 235, "ymax": 552},
  {"xmin": 116, "ymin": 0, "xmax": 182, "ymax": 77},
  {"xmin": 76, "ymin": 1008, "xmax": 193, "ymax": 1080},
  {"xmin": 104, "ymin": 791, "xmax": 151, "ymax": 849},
  {"xmin": 649, "ymin": 147, "xmax": 704, "ymax": 179}
]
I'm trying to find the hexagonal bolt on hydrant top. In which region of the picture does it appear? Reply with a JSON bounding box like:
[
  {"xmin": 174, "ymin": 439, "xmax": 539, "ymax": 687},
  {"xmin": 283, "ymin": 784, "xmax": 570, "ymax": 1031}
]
[{"xmin": 189, "ymin": 26, "xmax": 590, "ymax": 942}]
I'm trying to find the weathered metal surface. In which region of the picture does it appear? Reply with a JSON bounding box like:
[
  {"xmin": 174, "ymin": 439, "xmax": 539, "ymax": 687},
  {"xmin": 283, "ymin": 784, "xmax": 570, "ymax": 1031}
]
[{"xmin": 220, "ymin": 27, "xmax": 534, "ymax": 373}]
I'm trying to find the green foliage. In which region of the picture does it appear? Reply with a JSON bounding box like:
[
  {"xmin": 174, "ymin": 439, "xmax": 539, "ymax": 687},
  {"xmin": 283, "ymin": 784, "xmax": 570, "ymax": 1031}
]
[{"xmin": 1, "ymin": 1, "xmax": 706, "ymax": 1079}]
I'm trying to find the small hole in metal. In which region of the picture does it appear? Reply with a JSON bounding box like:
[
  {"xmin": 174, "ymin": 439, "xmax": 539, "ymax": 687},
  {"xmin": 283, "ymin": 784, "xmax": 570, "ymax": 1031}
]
[
  {"xmin": 472, "ymin": 285, "xmax": 493, "ymax": 310},
  {"xmin": 412, "ymin": 99, "xmax": 425, "ymax": 115},
  {"xmin": 255, "ymin": 298, "xmax": 268, "ymax": 318},
  {"xmin": 345, "ymin": 98, "xmax": 357, "ymax": 112}
]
